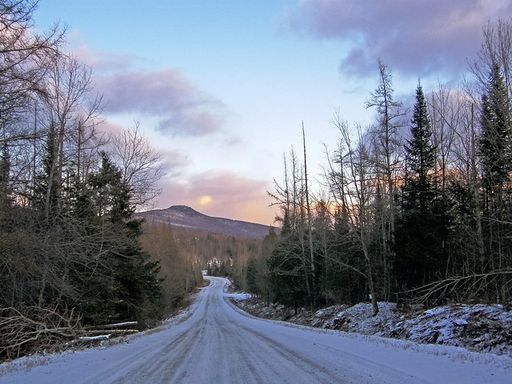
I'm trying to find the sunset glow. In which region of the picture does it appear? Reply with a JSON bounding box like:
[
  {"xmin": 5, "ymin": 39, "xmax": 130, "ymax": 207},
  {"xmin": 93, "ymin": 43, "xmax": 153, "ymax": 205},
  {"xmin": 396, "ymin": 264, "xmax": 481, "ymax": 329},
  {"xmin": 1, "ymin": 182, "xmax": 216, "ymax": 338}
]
[
  {"xmin": 198, "ymin": 195, "xmax": 213, "ymax": 208},
  {"xmin": 32, "ymin": 1, "xmax": 511, "ymax": 224}
]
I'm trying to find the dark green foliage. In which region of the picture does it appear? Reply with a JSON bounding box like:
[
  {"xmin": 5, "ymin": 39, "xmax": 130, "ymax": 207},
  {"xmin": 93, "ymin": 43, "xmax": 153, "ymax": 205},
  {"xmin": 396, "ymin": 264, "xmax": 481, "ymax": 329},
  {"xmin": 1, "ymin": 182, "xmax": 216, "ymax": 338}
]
[
  {"xmin": 33, "ymin": 124, "xmax": 61, "ymax": 222},
  {"xmin": 80, "ymin": 154, "xmax": 163, "ymax": 325},
  {"xmin": 208, "ymin": 261, "xmax": 229, "ymax": 277},
  {"xmin": 478, "ymin": 62, "xmax": 512, "ymax": 302},
  {"xmin": 255, "ymin": 62, "xmax": 512, "ymax": 312},
  {"xmin": 1, "ymin": 151, "xmax": 164, "ymax": 327},
  {"xmin": 267, "ymin": 232, "xmax": 309, "ymax": 310},
  {"xmin": 395, "ymin": 203, "xmax": 448, "ymax": 294},
  {"xmin": 320, "ymin": 210, "xmax": 367, "ymax": 305},
  {"xmin": 442, "ymin": 182, "xmax": 481, "ymax": 279},
  {"xmin": 251, "ymin": 229, "xmax": 277, "ymax": 303},
  {"xmin": 394, "ymin": 86, "xmax": 450, "ymax": 297},
  {"xmin": 0, "ymin": 143, "xmax": 11, "ymax": 208},
  {"xmin": 480, "ymin": 64, "xmax": 511, "ymax": 194},
  {"xmin": 0, "ymin": 0, "xmax": 170, "ymax": 359},
  {"xmin": 402, "ymin": 85, "xmax": 437, "ymax": 214},
  {"xmin": 246, "ymin": 256, "xmax": 259, "ymax": 294}
]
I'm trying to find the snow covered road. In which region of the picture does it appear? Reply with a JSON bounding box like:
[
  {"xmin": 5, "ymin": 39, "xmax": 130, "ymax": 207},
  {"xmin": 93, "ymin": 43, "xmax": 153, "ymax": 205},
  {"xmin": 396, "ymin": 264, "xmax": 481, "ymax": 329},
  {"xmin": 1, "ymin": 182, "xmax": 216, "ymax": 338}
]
[{"xmin": 1, "ymin": 276, "xmax": 511, "ymax": 383}]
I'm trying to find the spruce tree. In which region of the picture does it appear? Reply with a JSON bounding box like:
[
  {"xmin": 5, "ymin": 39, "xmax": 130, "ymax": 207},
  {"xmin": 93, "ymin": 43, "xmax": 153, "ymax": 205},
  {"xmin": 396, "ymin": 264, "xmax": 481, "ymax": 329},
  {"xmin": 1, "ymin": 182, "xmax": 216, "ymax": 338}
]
[
  {"xmin": 403, "ymin": 85, "xmax": 437, "ymax": 213},
  {"xmin": 480, "ymin": 63, "xmax": 511, "ymax": 195},
  {"xmin": 479, "ymin": 63, "xmax": 512, "ymax": 301},
  {"xmin": 76, "ymin": 152, "xmax": 163, "ymax": 324},
  {"xmin": 395, "ymin": 85, "xmax": 448, "ymax": 299}
]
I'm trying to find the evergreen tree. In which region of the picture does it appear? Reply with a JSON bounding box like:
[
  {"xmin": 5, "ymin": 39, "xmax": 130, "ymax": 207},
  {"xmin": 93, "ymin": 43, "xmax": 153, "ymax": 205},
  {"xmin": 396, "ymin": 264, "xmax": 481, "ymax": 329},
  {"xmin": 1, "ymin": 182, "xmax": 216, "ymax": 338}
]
[
  {"xmin": 0, "ymin": 142, "xmax": 10, "ymax": 209},
  {"xmin": 395, "ymin": 85, "xmax": 448, "ymax": 299},
  {"xmin": 75, "ymin": 152, "xmax": 163, "ymax": 325},
  {"xmin": 479, "ymin": 62, "xmax": 512, "ymax": 301},
  {"xmin": 267, "ymin": 232, "xmax": 308, "ymax": 311},
  {"xmin": 480, "ymin": 63, "xmax": 511, "ymax": 195},
  {"xmin": 246, "ymin": 256, "xmax": 259, "ymax": 294},
  {"xmin": 33, "ymin": 123, "xmax": 61, "ymax": 222},
  {"xmin": 321, "ymin": 208, "xmax": 367, "ymax": 305},
  {"xmin": 403, "ymin": 85, "xmax": 437, "ymax": 213}
]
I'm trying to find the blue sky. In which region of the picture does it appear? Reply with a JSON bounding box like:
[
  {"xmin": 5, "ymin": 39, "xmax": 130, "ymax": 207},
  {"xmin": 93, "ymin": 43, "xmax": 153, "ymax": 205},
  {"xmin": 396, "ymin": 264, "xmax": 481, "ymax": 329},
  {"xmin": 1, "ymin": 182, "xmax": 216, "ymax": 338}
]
[{"xmin": 33, "ymin": 1, "xmax": 511, "ymax": 224}]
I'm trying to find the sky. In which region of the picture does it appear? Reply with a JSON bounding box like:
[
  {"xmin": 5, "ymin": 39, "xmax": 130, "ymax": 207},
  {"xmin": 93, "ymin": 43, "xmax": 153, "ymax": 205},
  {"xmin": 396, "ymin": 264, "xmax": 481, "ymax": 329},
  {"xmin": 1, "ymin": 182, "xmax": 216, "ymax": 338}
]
[{"xmin": 33, "ymin": 0, "xmax": 511, "ymax": 225}]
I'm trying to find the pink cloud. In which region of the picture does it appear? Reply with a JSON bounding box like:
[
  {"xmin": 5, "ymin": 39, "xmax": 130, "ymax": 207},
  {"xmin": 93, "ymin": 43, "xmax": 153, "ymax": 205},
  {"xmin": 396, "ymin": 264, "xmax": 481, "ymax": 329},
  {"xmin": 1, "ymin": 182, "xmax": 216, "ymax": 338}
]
[
  {"xmin": 97, "ymin": 119, "xmax": 126, "ymax": 136},
  {"xmin": 287, "ymin": 0, "xmax": 511, "ymax": 76},
  {"xmin": 96, "ymin": 69, "xmax": 225, "ymax": 136},
  {"xmin": 155, "ymin": 170, "xmax": 277, "ymax": 225},
  {"xmin": 73, "ymin": 44, "xmax": 142, "ymax": 73},
  {"xmin": 71, "ymin": 46, "xmax": 226, "ymax": 136}
]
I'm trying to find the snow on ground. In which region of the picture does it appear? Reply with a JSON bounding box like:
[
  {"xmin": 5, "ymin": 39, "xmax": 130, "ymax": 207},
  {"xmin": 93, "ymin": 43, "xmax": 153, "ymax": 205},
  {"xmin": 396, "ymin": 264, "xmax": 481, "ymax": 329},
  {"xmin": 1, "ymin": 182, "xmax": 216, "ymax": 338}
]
[
  {"xmin": 1, "ymin": 278, "xmax": 511, "ymax": 383},
  {"xmin": 387, "ymin": 303, "xmax": 512, "ymax": 355},
  {"xmin": 225, "ymin": 292, "xmax": 252, "ymax": 301},
  {"xmin": 236, "ymin": 298, "xmax": 512, "ymax": 356}
]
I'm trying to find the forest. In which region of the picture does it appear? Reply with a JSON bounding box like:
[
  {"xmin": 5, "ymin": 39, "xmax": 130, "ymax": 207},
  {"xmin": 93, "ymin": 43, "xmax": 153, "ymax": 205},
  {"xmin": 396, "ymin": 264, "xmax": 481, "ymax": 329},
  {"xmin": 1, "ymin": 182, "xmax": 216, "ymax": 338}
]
[
  {"xmin": 245, "ymin": 19, "xmax": 512, "ymax": 315},
  {"xmin": 0, "ymin": 0, "xmax": 201, "ymax": 359},
  {"xmin": 1, "ymin": 0, "xmax": 512, "ymax": 362}
]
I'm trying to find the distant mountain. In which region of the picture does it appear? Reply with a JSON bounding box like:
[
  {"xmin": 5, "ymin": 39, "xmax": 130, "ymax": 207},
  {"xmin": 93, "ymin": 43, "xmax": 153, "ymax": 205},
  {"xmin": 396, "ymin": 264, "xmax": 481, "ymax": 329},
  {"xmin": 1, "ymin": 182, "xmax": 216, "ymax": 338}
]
[{"xmin": 137, "ymin": 205, "xmax": 273, "ymax": 239}]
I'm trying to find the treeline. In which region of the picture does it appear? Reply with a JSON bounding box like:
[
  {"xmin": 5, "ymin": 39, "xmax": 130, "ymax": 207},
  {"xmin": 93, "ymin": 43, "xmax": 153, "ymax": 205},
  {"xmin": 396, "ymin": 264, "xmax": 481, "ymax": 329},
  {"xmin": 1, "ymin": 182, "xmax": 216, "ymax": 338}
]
[
  {"xmin": 248, "ymin": 19, "xmax": 512, "ymax": 314},
  {"xmin": 140, "ymin": 222, "xmax": 264, "ymax": 292},
  {"xmin": 140, "ymin": 223, "xmax": 204, "ymax": 311},
  {"xmin": 0, "ymin": 0, "xmax": 193, "ymax": 359},
  {"xmin": 168, "ymin": 229, "xmax": 263, "ymax": 289}
]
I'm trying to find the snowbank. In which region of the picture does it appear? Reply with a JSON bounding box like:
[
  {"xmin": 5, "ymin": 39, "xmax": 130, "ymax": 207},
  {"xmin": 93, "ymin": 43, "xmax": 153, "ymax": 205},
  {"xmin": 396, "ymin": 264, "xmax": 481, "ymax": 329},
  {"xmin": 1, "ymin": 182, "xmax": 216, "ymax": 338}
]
[
  {"xmin": 225, "ymin": 292, "xmax": 252, "ymax": 302},
  {"xmin": 234, "ymin": 298, "xmax": 512, "ymax": 356}
]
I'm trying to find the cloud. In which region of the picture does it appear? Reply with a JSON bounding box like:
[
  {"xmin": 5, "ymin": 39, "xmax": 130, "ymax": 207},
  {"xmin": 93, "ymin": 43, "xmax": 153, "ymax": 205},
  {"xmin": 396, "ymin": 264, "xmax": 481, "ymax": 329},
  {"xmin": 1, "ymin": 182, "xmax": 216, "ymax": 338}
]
[
  {"xmin": 287, "ymin": 0, "xmax": 511, "ymax": 76},
  {"xmin": 158, "ymin": 148, "xmax": 191, "ymax": 178},
  {"xmin": 156, "ymin": 170, "xmax": 276, "ymax": 225},
  {"xmin": 71, "ymin": 46, "xmax": 226, "ymax": 137},
  {"xmin": 96, "ymin": 69, "xmax": 225, "ymax": 136},
  {"xmin": 73, "ymin": 44, "xmax": 142, "ymax": 72},
  {"xmin": 97, "ymin": 119, "xmax": 127, "ymax": 136}
]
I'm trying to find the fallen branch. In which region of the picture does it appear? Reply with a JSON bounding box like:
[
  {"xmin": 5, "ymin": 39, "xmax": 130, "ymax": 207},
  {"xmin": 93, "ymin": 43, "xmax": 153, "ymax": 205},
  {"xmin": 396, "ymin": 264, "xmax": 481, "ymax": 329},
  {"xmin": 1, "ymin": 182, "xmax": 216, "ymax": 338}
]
[
  {"xmin": 401, "ymin": 269, "xmax": 512, "ymax": 305},
  {"xmin": 0, "ymin": 305, "xmax": 81, "ymax": 360}
]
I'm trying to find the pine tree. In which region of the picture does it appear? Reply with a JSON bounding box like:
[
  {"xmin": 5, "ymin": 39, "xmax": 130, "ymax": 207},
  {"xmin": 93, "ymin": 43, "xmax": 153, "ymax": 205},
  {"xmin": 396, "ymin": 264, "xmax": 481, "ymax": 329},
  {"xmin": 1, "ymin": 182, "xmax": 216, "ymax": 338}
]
[{"xmin": 403, "ymin": 85, "xmax": 437, "ymax": 213}]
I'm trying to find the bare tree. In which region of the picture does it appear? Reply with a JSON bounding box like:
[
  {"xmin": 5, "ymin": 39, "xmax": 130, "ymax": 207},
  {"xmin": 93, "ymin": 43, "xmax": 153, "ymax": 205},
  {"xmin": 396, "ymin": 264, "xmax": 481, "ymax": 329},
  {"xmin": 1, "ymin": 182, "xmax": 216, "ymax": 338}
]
[
  {"xmin": 38, "ymin": 54, "xmax": 102, "ymax": 220},
  {"xmin": 471, "ymin": 18, "xmax": 512, "ymax": 99},
  {"xmin": 428, "ymin": 83, "xmax": 459, "ymax": 191},
  {"xmin": 302, "ymin": 122, "xmax": 316, "ymax": 307},
  {"xmin": 0, "ymin": 0, "xmax": 64, "ymax": 144},
  {"xmin": 109, "ymin": 122, "xmax": 164, "ymax": 209},
  {"xmin": 328, "ymin": 115, "xmax": 379, "ymax": 315},
  {"xmin": 366, "ymin": 60, "xmax": 403, "ymax": 299}
]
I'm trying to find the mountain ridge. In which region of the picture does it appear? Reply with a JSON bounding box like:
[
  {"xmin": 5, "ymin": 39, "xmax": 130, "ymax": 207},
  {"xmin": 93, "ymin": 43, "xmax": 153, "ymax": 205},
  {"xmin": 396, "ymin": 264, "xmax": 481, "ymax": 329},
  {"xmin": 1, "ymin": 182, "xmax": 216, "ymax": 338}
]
[{"xmin": 137, "ymin": 205, "xmax": 273, "ymax": 239}]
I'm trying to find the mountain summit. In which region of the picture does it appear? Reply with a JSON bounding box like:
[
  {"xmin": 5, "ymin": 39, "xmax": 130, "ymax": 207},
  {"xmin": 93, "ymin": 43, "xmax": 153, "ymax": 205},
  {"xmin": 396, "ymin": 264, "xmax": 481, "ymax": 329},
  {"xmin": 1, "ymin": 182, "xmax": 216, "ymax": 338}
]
[{"xmin": 137, "ymin": 205, "xmax": 272, "ymax": 239}]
